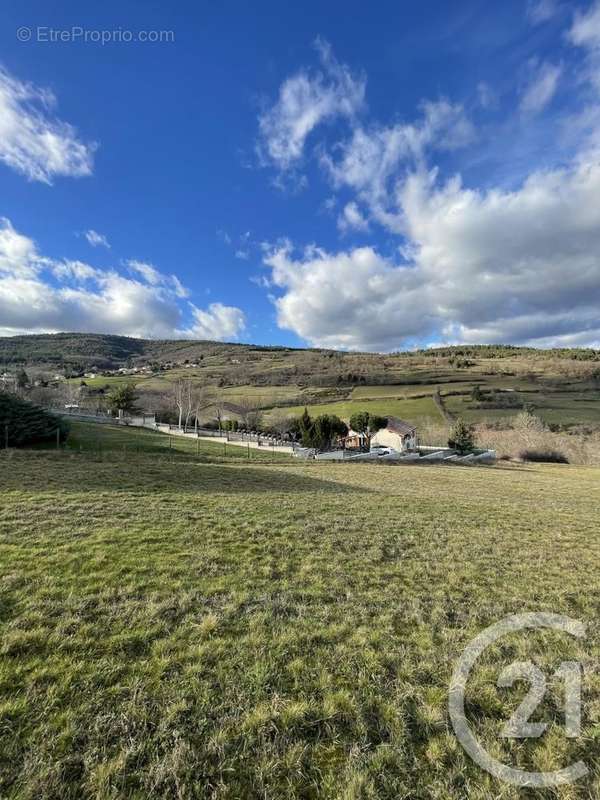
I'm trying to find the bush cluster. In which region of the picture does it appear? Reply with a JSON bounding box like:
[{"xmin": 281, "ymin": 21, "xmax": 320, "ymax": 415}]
[
  {"xmin": 0, "ymin": 392, "xmax": 69, "ymax": 447},
  {"xmin": 519, "ymin": 449, "xmax": 569, "ymax": 464}
]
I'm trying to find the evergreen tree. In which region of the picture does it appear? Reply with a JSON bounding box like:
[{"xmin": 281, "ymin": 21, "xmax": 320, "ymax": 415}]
[
  {"xmin": 16, "ymin": 369, "xmax": 29, "ymax": 388},
  {"xmin": 106, "ymin": 383, "xmax": 139, "ymax": 415},
  {"xmin": 448, "ymin": 418, "xmax": 475, "ymax": 454},
  {"xmin": 299, "ymin": 407, "xmax": 315, "ymax": 447},
  {"xmin": 0, "ymin": 391, "xmax": 69, "ymax": 447},
  {"xmin": 312, "ymin": 414, "xmax": 348, "ymax": 450}
]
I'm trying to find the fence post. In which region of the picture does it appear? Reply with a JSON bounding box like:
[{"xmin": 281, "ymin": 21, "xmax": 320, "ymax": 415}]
[
  {"xmin": 56, "ymin": 427, "xmax": 60, "ymax": 450},
  {"xmin": 196, "ymin": 438, "xmax": 200, "ymax": 456},
  {"xmin": 247, "ymin": 443, "xmax": 250, "ymax": 459},
  {"xmin": 4, "ymin": 424, "xmax": 8, "ymax": 450}
]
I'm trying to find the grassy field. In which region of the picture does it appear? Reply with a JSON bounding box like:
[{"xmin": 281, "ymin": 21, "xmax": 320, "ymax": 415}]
[
  {"xmin": 58, "ymin": 421, "xmax": 288, "ymax": 461},
  {"xmin": 1, "ymin": 422, "xmax": 600, "ymax": 798},
  {"xmin": 445, "ymin": 391, "xmax": 600, "ymax": 426},
  {"xmin": 280, "ymin": 396, "xmax": 443, "ymax": 426}
]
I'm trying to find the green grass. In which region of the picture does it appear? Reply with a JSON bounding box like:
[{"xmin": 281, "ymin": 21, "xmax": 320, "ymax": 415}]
[
  {"xmin": 68, "ymin": 375, "xmax": 154, "ymax": 389},
  {"xmin": 57, "ymin": 421, "xmax": 289, "ymax": 461},
  {"xmin": 445, "ymin": 391, "xmax": 600, "ymax": 426},
  {"xmin": 350, "ymin": 384, "xmax": 439, "ymax": 399},
  {"xmin": 2, "ymin": 424, "xmax": 600, "ymax": 798},
  {"xmin": 280, "ymin": 396, "xmax": 443, "ymax": 425}
]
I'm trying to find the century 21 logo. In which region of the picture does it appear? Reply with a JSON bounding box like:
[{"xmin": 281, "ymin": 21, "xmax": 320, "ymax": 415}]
[{"xmin": 449, "ymin": 613, "xmax": 587, "ymax": 788}]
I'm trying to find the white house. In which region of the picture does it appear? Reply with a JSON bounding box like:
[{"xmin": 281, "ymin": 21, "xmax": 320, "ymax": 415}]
[{"xmin": 371, "ymin": 417, "xmax": 418, "ymax": 452}]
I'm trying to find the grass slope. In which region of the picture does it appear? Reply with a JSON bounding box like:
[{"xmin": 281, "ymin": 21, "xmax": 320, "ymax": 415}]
[
  {"xmin": 1, "ymin": 423, "xmax": 600, "ymax": 798},
  {"xmin": 60, "ymin": 421, "xmax": 288, "ymax": 461},
  {"xmin": 280, "ymin": 396, "xmax": 443, "ymax": 425}
]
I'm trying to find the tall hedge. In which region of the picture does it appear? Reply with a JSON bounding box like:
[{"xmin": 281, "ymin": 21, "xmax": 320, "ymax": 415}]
[{"xmin": 0, "ymin": 392, "xmax": 69, "ymax": 447}]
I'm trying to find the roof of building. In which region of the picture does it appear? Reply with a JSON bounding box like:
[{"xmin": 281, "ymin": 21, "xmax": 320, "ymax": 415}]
[{"xmin": 386, "ymin": 417, "xmax": 417, "ymax": 435}]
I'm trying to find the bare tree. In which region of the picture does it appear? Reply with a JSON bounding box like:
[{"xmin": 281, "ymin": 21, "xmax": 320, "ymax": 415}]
[
  {"xmin": 172, "ymin": 378, "xmax": 194, "ymax": 430},
  {"xmin": 268, "ymin": 410, "xmax": 294, "ymax": 439},
  {"xmin": 59, "ymin": 382, "xmax": 82, "ymax": 408},
  {"xmin": 191, "ymin": 385, "xmax": 206, "ymax": 433},
  {"xmin": 237, "ymin": 396, "xmax": 264, "ymax": 430},
  {"xmin": 29, "ymin": 384, "xmax": 58, "ymax": 408},
  {"xmin": 171, "ymin": 379, "xmax": 209, "ymax": 432},
  {"xmin": 245, "ymin": 409, "xmax": 263, "ymax": 432},
  {"xmin": 183, "ymin": 380, "xmax": 194, "ymax": 431},
  {"xmin": 212, "ymin": 392, "xmax": 226, "ymax": 433}
]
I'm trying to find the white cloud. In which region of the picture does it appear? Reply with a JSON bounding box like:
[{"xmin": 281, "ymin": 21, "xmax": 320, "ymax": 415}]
[
  {"xmin": 0, "ymin": 217, "xmax": 41, "ymax": 278},
  {"xmin": 263, "ymin": 157, "xmax": 600, "ymax": 350},
  {"xmin": 477, "ymin": 81, "xmax": 497, "ymax": 109},
  {"xmin": 520, "ymin": 61, "xmax": 562, "ymax": 114},
  {"xmin": 264, "ymin": 243, "xmax": 427, "ymax": 350},
  {"xmin": 337, "ymin": 201, "xmax": 369, "ymax": 233},
  {"xmin": 321, "ymin": 98, "xmax": 474, "ymax": 231},
  {"xmin": 252, "ymin": 18, "xmax": 600, "ymax": 351},
  {"xmin": 568, "ymin": 2, "xmax": 600, "ymax": 94},
  {"xmin": 258, "ymin": 38, "xmax": 365, "ymax": 170},
  {"xmin": 84, "ymin": 229, "xmax": 110, "ymax": 248},
  {"xmin": 183, "ymin": 302, "xmax": 246, "ymax": 341},
  {"xmin": 127, "ymin": 259, "xmax": 164, "ymax": 285},
  {"xmin": 53, "ymin": 260, "xmax": 101, "ymax": 282},
  {"xmin": 527, "ymin": 0, "xmax": 560, "ymax": 24},
  {"xmin": 0, "ymin": 67, "xmax": 95, "ymax": 184},
  {"xmin": 568, "ymin": 2, "xmax": 600, "ymax": 50},
  {"xmin": 127, "ymin": 259, "xmax": 189, "ymax": 298},
  {"xmin": 0, "ymin": 219, "xmax": 245, "ymax": 339}
]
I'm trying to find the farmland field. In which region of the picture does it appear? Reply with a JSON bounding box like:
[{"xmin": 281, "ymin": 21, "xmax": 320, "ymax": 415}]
[
  {"xmin": 33, "ymin": 337, "xmax": 599, "ymax": 436},
  {"xmin": 1, "ymin": 423, "xmax": 600, "ymax": 798},
  {"xmin": 445, "ymin": 390, "xmax": 600, "ymax": 426},
  {"xmin": 279, "ymin": 396, "xmax": 443, "ymax": 426}
]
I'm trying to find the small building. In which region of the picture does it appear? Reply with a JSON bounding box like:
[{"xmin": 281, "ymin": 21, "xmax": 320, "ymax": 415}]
[
  {"xmin": 371, "ymin": 417, "xmax": 418, "ymax": 452},
  {"xmin": 343, "ymin": 428, "xmax": 370, "ymax": 450}
]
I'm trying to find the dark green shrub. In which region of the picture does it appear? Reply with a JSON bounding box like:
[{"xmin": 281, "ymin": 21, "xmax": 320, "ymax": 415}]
[
  {"xmin": 519, "ymin": 449, "xmax": 569, "ymax": 464},
  {"xmin": 0, "ymin": 392, "xmax": 69, "ymax": 447}
]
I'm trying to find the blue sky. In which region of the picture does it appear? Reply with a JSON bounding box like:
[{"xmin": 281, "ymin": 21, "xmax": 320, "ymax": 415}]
[{"xmin": 1, "ymin": 0, "xmax": 600, "ymax": 350}]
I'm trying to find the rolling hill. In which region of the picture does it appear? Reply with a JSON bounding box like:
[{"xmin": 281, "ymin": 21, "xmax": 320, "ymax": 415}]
[{"xmin": 3, "ymin": 334, "xmax": 600, "ymax": 440}]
